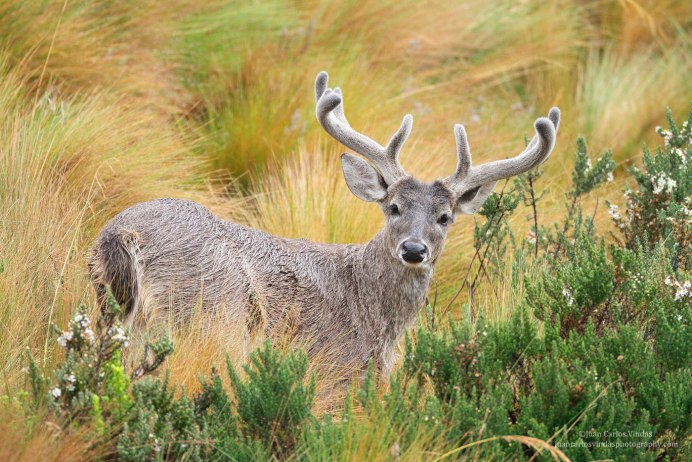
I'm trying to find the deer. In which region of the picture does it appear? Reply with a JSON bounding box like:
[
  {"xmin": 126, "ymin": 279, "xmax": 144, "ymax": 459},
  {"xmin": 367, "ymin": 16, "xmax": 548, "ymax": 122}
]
[{"xmin": 88, "ymin": 71, "xmax": 560, "ymax": 377}]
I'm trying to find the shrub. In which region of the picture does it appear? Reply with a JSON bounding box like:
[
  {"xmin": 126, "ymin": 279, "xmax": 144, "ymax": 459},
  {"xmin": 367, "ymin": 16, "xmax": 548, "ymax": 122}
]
[
  {"xmin": 19, "ymin": 290, "xmax": 317, "ymax": 461},
  {"xmin": 609, "ymin": 105, "xmax": 691, "ymax": 270},
  {"xmin": 226, "ymin": 341, "xmax": 316, "ymax": 458}
]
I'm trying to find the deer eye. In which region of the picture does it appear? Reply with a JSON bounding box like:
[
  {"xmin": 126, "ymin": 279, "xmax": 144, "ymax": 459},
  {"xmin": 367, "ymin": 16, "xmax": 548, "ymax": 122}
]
[
  {"xmin": 389, "ymin": 204, "xmax": 400, "ymax": 216},
  {"xmin": 438, "ymin": 213, "xmax": 451, "ymax": 226}
]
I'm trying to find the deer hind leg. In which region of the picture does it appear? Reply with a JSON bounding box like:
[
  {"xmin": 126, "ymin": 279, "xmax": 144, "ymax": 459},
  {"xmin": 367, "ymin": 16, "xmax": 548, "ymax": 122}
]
[{"xmin": 240, "ymin": 291, "xmax": 266, "ymax": 362}]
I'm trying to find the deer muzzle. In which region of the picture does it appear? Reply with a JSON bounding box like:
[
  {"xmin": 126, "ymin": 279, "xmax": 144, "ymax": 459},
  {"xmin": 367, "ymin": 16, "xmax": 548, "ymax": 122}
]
[{"xmin": 399, "ymin": 239, "xmax": 428, "ymax": 265}]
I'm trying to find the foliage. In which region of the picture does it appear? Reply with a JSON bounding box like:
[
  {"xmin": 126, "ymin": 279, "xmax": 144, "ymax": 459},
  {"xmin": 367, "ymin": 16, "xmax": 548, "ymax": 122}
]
[
  {"xmin": 30, "ymin": 291, "xmax": 134, "ymax": 426},
  {"xmin": 17, "ymin": 295, "xmax": 316, "ymax": 461},
  {"xmin": 608, "ymin": 105, "xmax": 692, "ymax": 270},
  {"xmin": 400, "ymin": 107, "xmax": 689, "ymax": 461},
  {"xmin": 227, "ymin": 341, "xmax": 316, "ymax": 457}
]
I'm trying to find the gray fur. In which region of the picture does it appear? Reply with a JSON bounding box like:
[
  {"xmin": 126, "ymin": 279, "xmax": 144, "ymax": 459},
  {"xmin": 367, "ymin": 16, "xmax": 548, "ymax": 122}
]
[{"xmin": 89, "ymin": 71, "xmax": 560, "ymax": 377}]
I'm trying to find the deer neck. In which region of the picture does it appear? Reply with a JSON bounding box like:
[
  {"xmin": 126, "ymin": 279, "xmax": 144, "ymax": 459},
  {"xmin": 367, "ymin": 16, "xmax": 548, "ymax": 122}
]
[{"xmin": 353, "ymin": 232, "xmax": 433, "ymax": 346}]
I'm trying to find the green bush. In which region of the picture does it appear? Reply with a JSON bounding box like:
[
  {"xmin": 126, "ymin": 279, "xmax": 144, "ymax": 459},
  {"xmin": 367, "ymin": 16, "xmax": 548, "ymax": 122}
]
[
  {"xmin": 610, "ymin": 106, "xmax": 691, "ymax": 269},
  {"xmin": 227, "ymin": 341, "xmax": 316, "ymax": 458},
  {"xmin": 18, "ymin": 289, "xmax": 316, "ymax": 461}
]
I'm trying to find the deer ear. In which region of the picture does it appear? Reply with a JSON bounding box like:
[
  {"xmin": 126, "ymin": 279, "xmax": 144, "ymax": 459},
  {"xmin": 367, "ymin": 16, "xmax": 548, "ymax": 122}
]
[
  {"xmin": 341, "ymin": 153, "xmax": 388, "ymax": 202},
  {"xmin": 454, "ymin": 181, "xmax": 497, "ymax": 214}
]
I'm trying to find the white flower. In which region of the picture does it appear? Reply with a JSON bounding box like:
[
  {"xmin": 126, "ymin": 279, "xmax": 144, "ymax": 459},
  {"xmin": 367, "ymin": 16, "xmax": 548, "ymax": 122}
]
[
  {"xmin": 674, "ymin": 281, "xmax": 691, "ymax": 301},
  {"xmin": 674, "ymin": 148, "xmax": 686, "ymax": 165},
  {"xmin": 608, "ymin": 204, "xmax": 621, "ymax": 220},
  {"xmin": 73, "ymin": 313, "xmax": 91, "ymax": 329},
  {"xmin": 526, "ymin": 230, "xmax": 537, "ymax": 244},
  {"xmin": 83, "ymin": 328, "xmax": 95, "ymax": 343},
  {"xmin": 585, "ymin": 158, "xmax": 592, "ymax": 170},
  {"xmin": 607, "ymin": 172, "xmax": 614, "ymax": 182},
  {"xmin": 562, "ymin": 287, "xmax": 574, "ymax": 306},
  {"xmin": 665, "ymin": 277, "xmax": 691, "ymax": 301},
  {"xmin": 57, "ymin": 330, "xmax": 73, "ymax": 347},
  {"xmin": 62, "ymin": 374, "xmax": 77, "ymax": 391},
  {"xmin": 651, "ymin": 173, "xmax": 677, "ymax": 194},
  {"xmin": 657, "ymin": 127, "xmax": 672, "ymax": 146},
  {"xmin": 108, "ymin": 326, "xmax": 130, "ymax": 347},
  {"xmin": 50, "ymin": 387, "xmax": 62, "ymax": 398}
]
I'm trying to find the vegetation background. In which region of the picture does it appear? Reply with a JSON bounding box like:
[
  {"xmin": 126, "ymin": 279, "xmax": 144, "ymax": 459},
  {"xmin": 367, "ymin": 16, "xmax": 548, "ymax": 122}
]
[{"xmin": 0, "ymin": 0, "xmax": 690, "ymax": 460}]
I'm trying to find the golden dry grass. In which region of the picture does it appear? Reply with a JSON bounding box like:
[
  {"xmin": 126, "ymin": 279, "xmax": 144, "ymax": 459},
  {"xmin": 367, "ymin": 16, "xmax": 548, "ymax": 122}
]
[{"xmin": 0, "ymin": 405, "xmax": 101, "ymax": 461}]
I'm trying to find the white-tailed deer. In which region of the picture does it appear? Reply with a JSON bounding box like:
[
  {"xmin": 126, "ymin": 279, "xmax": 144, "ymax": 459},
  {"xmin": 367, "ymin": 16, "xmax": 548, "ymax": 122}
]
[{"xmin": 89, "ymin": 71, "xmax": 560, "ymax": 375}]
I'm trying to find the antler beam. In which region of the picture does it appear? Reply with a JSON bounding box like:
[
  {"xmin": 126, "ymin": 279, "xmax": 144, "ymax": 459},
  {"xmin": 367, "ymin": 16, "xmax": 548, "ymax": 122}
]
[
  {"xmin": 315, "ymin": 71, "xmax": 412, "ymax": 185},
  {"xmin": 444, "ymin": 108, "xmax": 561, "ymax": 193}
]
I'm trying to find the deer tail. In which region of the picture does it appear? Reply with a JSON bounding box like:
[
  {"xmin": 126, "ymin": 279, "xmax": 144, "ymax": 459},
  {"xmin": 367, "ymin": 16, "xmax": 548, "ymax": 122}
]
[{"xmin": 88, "ymin": 230, "xmax": 144, "ymax": 326}]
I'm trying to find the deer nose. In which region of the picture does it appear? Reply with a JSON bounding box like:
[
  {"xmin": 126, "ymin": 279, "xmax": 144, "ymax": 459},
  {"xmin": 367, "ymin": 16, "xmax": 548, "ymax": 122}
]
[{"xmin": 400, "ymin": 240, "xmax": 428, "ymax": 264}]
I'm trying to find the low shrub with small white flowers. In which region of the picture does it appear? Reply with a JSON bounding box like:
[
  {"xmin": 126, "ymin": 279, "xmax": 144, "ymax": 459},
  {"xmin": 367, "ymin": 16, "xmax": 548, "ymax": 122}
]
[
  {"xmin": 610, "ymin": 106, "xmax": 691, "ymax": 269},
  {"xmin": 22, "ymin": 292, "xmax": 315, "ymax": 461}
]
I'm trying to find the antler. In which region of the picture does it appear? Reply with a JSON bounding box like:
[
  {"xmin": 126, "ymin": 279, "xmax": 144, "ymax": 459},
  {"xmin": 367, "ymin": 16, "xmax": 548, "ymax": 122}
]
[
  {"xmin": 444, "ymin": 108, "xmax": 561, "ymax": 193},
  {"xmin": 315, "ymin": 71, "xmax": 412, "ymax": 185}
]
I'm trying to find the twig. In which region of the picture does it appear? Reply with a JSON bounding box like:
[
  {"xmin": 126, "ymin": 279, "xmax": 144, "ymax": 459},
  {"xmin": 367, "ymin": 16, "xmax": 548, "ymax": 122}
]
[
  {"xmin": 470, "ymin": 244, "xmax": 500, "ymax": 301},
  {"xmin": 587, "ymin": 196, "xmax": 600, "ymax": 236},
  {"xmin": 552, "ymin": 194, "xmax": 579, "ymax": 259},
  {"xmin": 528, "ymin": 173, "xmax": 539, "ymax": 258},
  {"xmin": 441, "ymin": 180, "xmax": 510, "ymax": 318}
]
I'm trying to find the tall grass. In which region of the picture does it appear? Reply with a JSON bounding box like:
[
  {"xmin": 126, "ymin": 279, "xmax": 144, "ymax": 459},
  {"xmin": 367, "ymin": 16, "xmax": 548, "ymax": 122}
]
[
  {"xmin": 0, "ymin": 58, "xmax": 204, "ymax": 387},
  {"xmin": 183, "ymin": 0, "xmax": 591, "ymax": 180},
  {"xmin": 0, "ymin": 406, "xmax": 99, "ymax": 461}
]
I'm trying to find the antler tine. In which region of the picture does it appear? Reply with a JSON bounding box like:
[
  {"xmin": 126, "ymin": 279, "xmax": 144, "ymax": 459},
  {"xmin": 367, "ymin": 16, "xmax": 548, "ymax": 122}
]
[
  {"xmin": 315, "ymin": 71, "xmax": 410, "ymax": 184},
  {"xmin": 522, "ymin": 107, "xmax": 561, "ymax": 153},
  {"xmin": 331, "ymin": 88, "xmax": 350, "ymax": 127},
  {"xmin": 386, "ymin": 114, "xmax": 413, "ymax": 162},
  {"xmin": 451, "ymin": 124, "xmax": 472, "ymax": 179},
  {"xmin": 445, "ymin": 107, "xmax": 560, "ymax": 192}
]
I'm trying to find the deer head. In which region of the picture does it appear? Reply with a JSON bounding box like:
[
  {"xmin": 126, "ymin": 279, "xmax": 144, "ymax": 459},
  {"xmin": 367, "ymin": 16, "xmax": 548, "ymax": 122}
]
[{"xmin": 315, "ymin": 71, "xmax": 560, "ymax": 268}]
